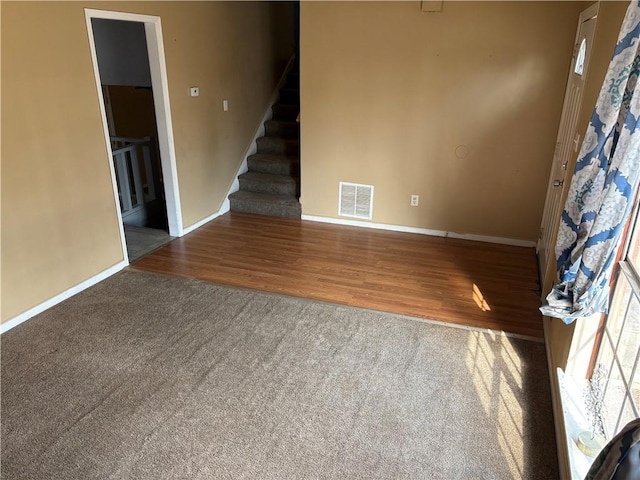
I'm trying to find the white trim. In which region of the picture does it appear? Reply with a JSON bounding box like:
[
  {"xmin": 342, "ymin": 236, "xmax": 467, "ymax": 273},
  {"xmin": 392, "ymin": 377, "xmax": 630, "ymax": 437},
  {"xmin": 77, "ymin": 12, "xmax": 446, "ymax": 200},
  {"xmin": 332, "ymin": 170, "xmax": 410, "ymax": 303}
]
[
  {"xmin": 558, "ymin": 369, "xmax": 599, "ymax": 479},
  {"xmin": 85, "ymin": 9, "xmax": 184, "ymax": 238},
  {"xmin": 579, "ymin": 2, "xmax": 599, "ymax": 24},
  {"xmin": 301, "ymin": 214, "xmax": 537, "ymax": 248},
  {"xmin": 0, "ymin": 261, "xmax": 128, "ymax": 334},
  {"xmin": 225, "ymin": 56, "xmax": 296, "ymax": 201},
  {"xmin": 102, "ymin": 86, "xmax": 117, "ymax": 136},
  {"xmin": 182, "ymin": 204, "xmax": 229, "ymax": 235},
  {"xmin": 84, "ymin": 11, "xmax": 129, "ymax": 262},
  {"xmin": 144, "ymin": 19, "xmax": 183, "ymax": 236}
]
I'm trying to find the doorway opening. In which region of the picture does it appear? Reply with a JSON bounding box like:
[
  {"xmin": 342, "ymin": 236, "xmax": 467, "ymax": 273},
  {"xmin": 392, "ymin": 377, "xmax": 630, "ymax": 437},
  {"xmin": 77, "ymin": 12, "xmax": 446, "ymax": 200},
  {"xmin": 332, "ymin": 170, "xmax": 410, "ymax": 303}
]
[{"xmin": 85, "ymin": 9, "xmax": 183, "ymax": 263}]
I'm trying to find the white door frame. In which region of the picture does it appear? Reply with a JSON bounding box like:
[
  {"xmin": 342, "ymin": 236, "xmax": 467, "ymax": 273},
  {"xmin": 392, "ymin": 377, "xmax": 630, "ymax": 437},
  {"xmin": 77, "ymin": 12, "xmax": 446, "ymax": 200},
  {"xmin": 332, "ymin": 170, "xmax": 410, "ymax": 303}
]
[{"xmin": 84, "ymin": 8, "xmax": 183, "ymax": 262}]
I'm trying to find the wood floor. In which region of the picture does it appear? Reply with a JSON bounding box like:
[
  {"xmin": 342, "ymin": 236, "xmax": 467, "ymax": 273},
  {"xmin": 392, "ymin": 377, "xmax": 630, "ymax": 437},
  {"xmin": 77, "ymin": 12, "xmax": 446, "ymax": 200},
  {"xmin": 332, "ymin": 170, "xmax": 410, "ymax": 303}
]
[{"xmin": 132, "ymin": 212, "xmax": 545, "ymax": 339}]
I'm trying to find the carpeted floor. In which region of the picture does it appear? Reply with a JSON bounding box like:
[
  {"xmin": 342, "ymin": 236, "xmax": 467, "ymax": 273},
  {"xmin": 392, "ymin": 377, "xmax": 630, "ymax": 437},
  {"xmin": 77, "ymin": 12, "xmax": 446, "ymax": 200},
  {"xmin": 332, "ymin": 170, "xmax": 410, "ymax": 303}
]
[{"xmin": 1, "ymin": 269, "xmax": 558, "ymax": 479}]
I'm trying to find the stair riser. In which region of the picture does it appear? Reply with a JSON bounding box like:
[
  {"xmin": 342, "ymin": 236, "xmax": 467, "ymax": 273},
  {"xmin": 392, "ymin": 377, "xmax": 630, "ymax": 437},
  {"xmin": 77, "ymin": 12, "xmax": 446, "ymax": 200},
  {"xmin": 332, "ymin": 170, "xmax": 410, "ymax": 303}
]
[
  {"xmin": 257, "ymin": 137, "xmax": 299, "ymax": 156},
  {"xmin": 239, "ymin": 177, "xmax": 297, "ymax": 196},
  {"xmin": 229, "ymin": 197, "xmax": 301, "ymax": 219},
  {"xmin": 247, "ymin": 158, "xmax": 299, "ymax": 176},
  {"xmin": 272, "ymin": 104, "xmax": 299, "ymax": 121},
  {"xmin": 265, "ymin": 121, "xmax": 299, "ymax": 139}
]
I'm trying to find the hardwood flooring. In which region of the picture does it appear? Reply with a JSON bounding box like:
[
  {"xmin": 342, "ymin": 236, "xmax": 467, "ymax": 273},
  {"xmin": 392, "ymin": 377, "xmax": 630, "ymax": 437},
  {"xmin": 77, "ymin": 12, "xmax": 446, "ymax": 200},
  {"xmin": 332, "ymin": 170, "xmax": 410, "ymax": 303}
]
[{"xmin": 132, "ymin": 212, "xmax": 544, "ymax": 339}]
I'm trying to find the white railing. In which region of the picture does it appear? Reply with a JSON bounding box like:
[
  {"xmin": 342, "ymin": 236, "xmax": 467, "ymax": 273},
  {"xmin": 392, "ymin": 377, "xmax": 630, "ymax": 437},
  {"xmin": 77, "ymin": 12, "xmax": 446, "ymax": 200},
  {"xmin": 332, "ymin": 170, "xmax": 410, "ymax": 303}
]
[{"xmin": 111, "ymin": 137, "xmax": 157, "ymax": 223}]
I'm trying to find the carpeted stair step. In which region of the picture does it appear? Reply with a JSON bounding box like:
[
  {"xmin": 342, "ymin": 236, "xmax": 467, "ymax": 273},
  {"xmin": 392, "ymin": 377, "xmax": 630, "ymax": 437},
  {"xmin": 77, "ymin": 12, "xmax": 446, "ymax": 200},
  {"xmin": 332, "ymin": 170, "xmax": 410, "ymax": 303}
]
[
  {"xmin": 257, "ymin": 136, "xmax": 299, "ymax": 155},
  {"xmin": 247, "ymin": 153, "xmax": 299, "ymax": 176},
  {"xmin": 272, "ymin": 103, "xmax": 299, "ymax": 121},
  {"xmin": 279, "ymin": 88, "xmax": 299, "ymax": 105},
  {"xmin": 238, "ymin": 172, "xmax": 298, "ymax": 196},
  {"xmin": 228, "ymin": 62, "xmax": 301, "ymax": 220},
  {"xmin": 228, "ymin": 191, "xmax": 301, "ymax": 219},
  {"xmin": 265, "ymin": 119, "xmax": 299, "ymax": 139}
]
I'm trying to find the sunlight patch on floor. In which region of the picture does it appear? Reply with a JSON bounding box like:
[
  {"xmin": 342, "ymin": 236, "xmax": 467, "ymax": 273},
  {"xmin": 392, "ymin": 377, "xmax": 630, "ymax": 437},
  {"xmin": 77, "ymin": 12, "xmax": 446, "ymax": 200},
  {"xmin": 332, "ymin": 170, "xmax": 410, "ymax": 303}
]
[
  {"xmin": 466, "ymin": 332, "xmax": 496, "ymax": 417},
  {"xmin": 466, "ymin": 332, "xmax": 525, "ymax": 478},
  {"xmin": 472, "ymin": 283, "xmax": 491, "ymax": 312}
]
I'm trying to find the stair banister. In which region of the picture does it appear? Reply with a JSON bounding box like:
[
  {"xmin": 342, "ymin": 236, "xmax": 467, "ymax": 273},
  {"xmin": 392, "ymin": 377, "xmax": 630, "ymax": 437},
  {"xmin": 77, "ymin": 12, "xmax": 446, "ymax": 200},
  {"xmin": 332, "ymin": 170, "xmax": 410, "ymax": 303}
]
[{"xmin": 110, "ymin": 136, "xmax": 157, "ymax": 219}]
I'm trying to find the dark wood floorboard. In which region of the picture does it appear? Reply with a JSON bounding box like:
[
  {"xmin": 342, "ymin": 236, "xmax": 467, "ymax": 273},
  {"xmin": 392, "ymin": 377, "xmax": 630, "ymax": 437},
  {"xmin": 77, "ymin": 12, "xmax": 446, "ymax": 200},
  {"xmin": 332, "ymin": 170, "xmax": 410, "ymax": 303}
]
[{"xmin": 132, "ymin": 212, "xmax": 544, "ymax": 338}]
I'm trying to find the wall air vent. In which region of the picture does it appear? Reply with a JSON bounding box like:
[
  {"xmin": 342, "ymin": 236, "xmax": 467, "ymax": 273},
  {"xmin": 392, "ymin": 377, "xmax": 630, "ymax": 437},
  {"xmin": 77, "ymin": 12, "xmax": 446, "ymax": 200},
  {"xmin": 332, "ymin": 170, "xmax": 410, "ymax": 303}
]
[{"xmin": 339, "ymin": 182, "xmax": 374, "ymax": 220}]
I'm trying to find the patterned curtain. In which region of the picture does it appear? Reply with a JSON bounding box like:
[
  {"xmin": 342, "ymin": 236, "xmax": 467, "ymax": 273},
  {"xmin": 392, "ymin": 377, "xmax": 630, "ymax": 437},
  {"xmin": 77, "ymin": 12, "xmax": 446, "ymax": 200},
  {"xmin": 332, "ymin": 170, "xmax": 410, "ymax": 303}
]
[{"xmin": 541, "ymin": 1, "xmax": 640, "ymax": 323}]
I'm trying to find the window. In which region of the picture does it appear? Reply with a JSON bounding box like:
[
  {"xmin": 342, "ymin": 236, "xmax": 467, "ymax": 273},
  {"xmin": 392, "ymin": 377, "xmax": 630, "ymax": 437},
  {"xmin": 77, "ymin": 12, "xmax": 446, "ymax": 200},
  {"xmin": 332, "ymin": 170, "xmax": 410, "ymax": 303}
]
[
  {"xmin": 592, "ymin": 198, "xmax": 640, "ymax": 438},
  {"xmin": 574, "ymin": 38, "xmax": 587, "ymax": 76}
]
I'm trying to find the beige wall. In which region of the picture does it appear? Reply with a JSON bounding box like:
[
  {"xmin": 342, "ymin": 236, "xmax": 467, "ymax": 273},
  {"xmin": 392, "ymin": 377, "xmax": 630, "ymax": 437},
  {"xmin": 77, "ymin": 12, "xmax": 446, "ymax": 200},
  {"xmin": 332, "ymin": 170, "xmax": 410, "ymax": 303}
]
[
  {"xmin": 1, "ymin": 1, "xmax": 293, "ymax": 323},
  {"xmin": 300, "ymin": 1, "xmax": 584, "ymax": 242}
]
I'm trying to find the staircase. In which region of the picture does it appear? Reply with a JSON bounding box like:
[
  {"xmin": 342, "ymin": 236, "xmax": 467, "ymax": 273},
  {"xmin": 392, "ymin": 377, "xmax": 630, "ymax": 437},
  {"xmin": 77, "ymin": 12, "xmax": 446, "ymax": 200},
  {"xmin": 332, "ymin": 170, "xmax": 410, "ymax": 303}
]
[{"xmin": 229, "ymin": 69, "xmax": 301, "ymax": 219}]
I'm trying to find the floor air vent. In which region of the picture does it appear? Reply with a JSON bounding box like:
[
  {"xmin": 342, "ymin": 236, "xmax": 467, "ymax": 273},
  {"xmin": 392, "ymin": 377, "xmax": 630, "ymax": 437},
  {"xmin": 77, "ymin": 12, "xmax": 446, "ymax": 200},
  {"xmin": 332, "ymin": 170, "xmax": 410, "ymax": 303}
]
[{"xmin": 339, "ymin": 182, "xmax": 374, "ymax": 220}]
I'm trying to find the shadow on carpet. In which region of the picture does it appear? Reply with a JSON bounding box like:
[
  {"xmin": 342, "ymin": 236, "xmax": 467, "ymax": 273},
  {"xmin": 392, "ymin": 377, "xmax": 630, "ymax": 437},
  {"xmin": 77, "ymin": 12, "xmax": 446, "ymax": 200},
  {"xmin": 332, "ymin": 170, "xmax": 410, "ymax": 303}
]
[{"xmin": 1, "ymin": 269, "xmax": 558, "ymax": 479}]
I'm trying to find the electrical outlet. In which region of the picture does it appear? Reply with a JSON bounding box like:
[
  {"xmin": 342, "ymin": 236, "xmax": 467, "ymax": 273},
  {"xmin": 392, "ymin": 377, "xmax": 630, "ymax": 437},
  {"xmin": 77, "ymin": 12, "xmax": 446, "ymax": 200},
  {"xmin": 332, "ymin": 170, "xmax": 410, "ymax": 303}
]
[
  {"xmin": 223, "ymin": 100, "xmax": 229, "ymax": 111},
  {"xmin": 411, "ymin": 194, "xmax": 419, "ymax": 207}
]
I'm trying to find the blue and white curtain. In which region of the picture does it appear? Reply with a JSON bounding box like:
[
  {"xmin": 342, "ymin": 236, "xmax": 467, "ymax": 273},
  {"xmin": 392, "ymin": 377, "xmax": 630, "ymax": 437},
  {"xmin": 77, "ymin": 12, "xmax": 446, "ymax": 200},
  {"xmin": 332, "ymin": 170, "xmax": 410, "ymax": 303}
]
[{"xmin": 541, "ymin": 0, "xmax": 640, "ymax": 323}]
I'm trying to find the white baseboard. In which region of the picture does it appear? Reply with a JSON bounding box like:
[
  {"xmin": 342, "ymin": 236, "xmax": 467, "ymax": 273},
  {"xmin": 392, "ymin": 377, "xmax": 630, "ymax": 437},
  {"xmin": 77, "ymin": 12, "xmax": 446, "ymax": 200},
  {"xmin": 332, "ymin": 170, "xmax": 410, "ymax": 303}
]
[
  {"xmin": 182, "ymin": 203, "xmax": 230, "ymax": 235},
  {"xmin": 0, "ymin": 260, "xmax": 128, "ymax": 334},
  {"xmin": 301, "ymin": 215, "xmax": 537, "ymax": 248}
]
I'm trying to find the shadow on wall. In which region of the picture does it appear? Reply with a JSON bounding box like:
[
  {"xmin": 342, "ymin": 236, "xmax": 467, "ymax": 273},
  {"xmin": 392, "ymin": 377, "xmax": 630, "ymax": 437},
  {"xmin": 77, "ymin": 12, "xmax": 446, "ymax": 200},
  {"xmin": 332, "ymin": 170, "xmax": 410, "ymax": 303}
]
[{"xmin": 269, "ymin": 1, "xmax": 297, "ymax": 78}]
